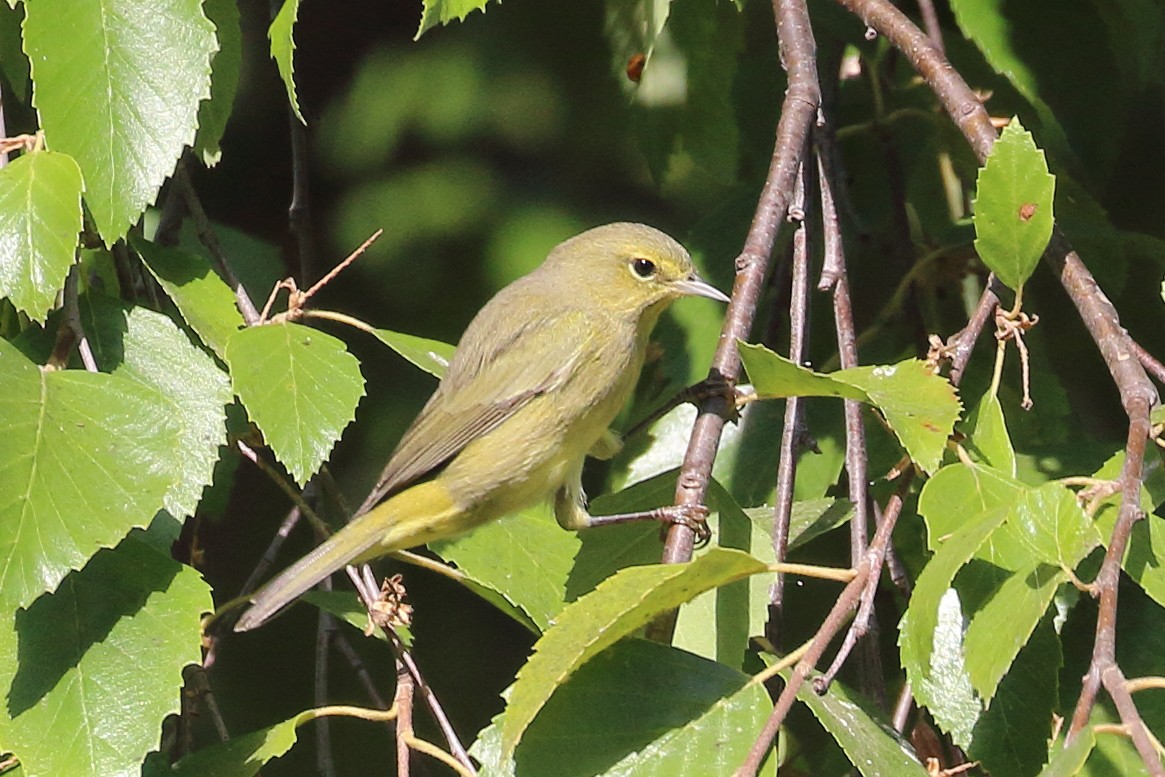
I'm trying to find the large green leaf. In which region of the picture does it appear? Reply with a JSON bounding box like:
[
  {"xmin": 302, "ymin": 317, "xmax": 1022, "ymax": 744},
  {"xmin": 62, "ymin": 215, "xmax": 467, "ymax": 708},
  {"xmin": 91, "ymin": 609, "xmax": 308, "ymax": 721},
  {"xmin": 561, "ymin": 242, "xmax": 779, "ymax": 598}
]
[
  {"xmin": 415, "ymin": 0, "xmax": 495, "ymax": 40},
  {"xmin": 972, "ymin": 118, "xmax": 1056, "ymax": 291},
  {"xmin": 472, "ymin": 639, "xmax": 775, "ymax": 777},
  {"xmin": 0, "ymin": 338, "xmax": 181, "ymax": 610},
  {"xmin": 0, "ymin": 150, "xmax": 83, "ymax": 322},
  {"xmin": 80, "ymin": 295, "xmax": 231, "ymax": 518},
  {"xmin": 0, "ymin": 529, "xmax": 211, "ymax": 777},
  {"xmin": 135, "ymin": 236, "xmax": 245, "ymax": 359},
  {"xmin": 739, "ymin": 343, "xmax": 961, "ymax": 474},
  {"xmin": 431, "ymin": 503, "xmax": 580, "ymax": 633},
  {"xmin": 23, "ymin": 0, "xmax": 216, "ymax": 243},
  {"xmin": 499, "ymin": 548, "xmax": 768, "ymax": 759},
  {"xmin": 225, "ymin": 321, "xmax": 365, "ymax": 485}
]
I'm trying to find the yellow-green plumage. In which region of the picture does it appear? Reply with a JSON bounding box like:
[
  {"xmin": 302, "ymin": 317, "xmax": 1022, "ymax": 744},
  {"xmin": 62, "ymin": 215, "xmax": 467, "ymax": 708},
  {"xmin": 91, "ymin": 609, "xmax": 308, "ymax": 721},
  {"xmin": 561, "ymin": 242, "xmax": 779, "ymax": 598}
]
[{"xmin": 235, "ymin": 223, "xmax": 727, "ymax": 631}]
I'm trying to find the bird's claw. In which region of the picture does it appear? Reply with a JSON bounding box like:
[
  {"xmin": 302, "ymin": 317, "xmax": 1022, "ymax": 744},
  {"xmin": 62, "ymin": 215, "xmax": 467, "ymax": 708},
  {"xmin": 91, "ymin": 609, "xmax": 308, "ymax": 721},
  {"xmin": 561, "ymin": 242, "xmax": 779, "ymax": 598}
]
[{"xmin": 659, "ymin": 504, "xmax": 712, "ymax": 547}]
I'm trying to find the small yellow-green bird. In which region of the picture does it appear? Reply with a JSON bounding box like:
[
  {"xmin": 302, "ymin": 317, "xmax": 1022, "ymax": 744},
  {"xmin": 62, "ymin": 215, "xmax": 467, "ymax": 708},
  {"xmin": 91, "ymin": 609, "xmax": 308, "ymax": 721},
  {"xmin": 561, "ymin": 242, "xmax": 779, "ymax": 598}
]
[{"xmin": 235, "ymin": 223, "xmax": 728, "ymax": 631}]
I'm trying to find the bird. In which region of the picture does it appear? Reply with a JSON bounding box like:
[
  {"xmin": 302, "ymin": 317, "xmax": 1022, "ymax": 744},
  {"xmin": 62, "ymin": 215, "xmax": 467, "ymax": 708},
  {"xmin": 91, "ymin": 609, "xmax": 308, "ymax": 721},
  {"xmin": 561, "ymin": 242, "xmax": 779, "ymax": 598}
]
[{"xmin": 235, "ymin": 222, "xmax": 729, "ymax": 631}]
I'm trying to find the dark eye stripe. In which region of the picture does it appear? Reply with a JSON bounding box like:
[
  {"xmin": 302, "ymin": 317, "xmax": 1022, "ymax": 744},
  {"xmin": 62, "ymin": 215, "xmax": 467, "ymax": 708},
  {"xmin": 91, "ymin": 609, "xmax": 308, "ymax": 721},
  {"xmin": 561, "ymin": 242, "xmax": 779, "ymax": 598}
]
[{"xmin": 632, "ymin": 257, "xmax": 656, "ymax": 278}]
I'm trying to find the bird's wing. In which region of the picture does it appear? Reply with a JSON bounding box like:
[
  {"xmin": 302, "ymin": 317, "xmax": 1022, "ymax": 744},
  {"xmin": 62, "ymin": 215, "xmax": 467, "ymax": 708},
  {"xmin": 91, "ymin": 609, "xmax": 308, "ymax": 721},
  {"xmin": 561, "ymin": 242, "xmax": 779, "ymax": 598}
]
[{"xmin": 361, "ymin": 307, "xmax": 594, "ymax": 508}]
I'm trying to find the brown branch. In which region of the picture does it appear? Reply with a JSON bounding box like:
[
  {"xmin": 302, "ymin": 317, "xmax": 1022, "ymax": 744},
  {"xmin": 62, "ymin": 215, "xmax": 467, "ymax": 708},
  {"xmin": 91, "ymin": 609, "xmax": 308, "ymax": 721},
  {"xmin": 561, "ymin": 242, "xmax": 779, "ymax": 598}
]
[
  {"xmin": 1129, "ymin": 338, "xmax": 1165, "ymax": 387},
  {"xmin": 657, "ymin": 0, "xmax": 821, "ymax": 572},
  {"xmin": 315, "ymin": 607, "xmax": 338, "ymax": 777}
]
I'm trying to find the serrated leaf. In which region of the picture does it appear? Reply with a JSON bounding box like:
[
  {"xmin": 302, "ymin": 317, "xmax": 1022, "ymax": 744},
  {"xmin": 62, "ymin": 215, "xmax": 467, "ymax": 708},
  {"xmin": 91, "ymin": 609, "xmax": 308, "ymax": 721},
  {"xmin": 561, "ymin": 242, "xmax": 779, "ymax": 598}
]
[
  {"xmin": 135, "ymin": 236, "xmax": 245, "ymax": 358},
  {"xmin": 169, "ymin": 715, "xmax": 302, "ymax": 776},
  {"xmin": 499, "ymin": 548, "xmax": 768, "ymax": 759},
  {"xmin": 0, "ymin": 531, "xmax": 211, "ymax": 777},
  {"xmin": 1007, "ymin": 483, "xmax": 1100, "ymax": 569},
  {"xmin": 23, "ymin": 0, "xmax": 216, "ymax": 243},
  {"xmin": 267, "ymin": 0, "xmax": 304, "ymax": 124},
  {"xmin": 431, "ymin": 503, "xmax": 579, "ymax": 633},
  {"xmin": 963, "ymin": 390, "xmax": 1016, "ymax": 476},
  {"xmin": 739, "ymin": 343, "xmax": 961, "ymax": 474},
  {"xmin": 972, "ymin": 118, "xmax": 1056, "ymax": 290},
  {"xmin": 195, "ymin": 0, "xmax": 242, "ymax": 166},
  {"xmin": 0, "ymin": 338, "xmax": 181, "ymax": 610},
  {"xmin": 971, "ymin": 617, "xmax": 1060, "ymax": 776},
  {"xmin": 472, "ymin": 639, "xmax": 774, "ymax": 777},
  {"xmin": 0, "ymin": 151, "xmax": 83, "ymax": 322},
  {"xmin": 790, "ymin": 668, "xmax": 928, "ymax": 776},
  {"xmin": 919, "ymin": 589, "xmax": 979, "ymax": 747},
  {"xmin": 962, "ymin": 560, "xmax": 1063, "ymax": 702},
  {"xmin": 80, "ymin": 295, "xmax": 231, "ymax": 518},
  {"xmin": 414, "ymin": 0, "xmax": 495, "ymax": 40},
  {"xmin": 225, "ymin": 321, "xmax": 365, "ymax": 485},
  {"xmin": 370, "ymin": 327, "xmax": 455, "ymax": 378}
]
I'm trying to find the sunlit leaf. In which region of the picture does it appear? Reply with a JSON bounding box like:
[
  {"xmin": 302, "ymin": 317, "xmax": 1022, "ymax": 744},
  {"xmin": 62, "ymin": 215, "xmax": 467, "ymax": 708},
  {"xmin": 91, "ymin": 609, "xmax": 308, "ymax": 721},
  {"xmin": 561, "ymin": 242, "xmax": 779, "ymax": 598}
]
[
  {"xmin": 168, "ymin": 715, "xmax": 303, "ymax": 776},
  {"xmin": 919, "ymin": 589, "xmax": 979, "ymax": 748},
  {"xmin": 225, "ymin": 321, "xmax": 365, "ymax": 485},
  {"xmin": 415, "ymin": 0, "xmax": 496, "ymax": 40},
  {"xmin": 370, "ymin": 327, "xmax": 455, "ymax": 378},
  {"xmin": 23, "ymin": 0, "xmax": 215, "ymax": 243},
  {"xmin": 268, "ymin": 0, "xmax": 304, "ymax": 124},
  {"xmin": 0, "ymin": 151, "xmax": 83, "ymax": 322}
]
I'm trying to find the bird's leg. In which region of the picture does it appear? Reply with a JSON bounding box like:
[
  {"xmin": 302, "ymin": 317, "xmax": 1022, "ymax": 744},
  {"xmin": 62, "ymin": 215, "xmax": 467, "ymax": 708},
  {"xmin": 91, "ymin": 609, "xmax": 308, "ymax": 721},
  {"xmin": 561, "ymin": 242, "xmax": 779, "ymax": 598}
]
[{"xmin": 553, "ymin": 476, "xmax": 712, "ymax": 544}]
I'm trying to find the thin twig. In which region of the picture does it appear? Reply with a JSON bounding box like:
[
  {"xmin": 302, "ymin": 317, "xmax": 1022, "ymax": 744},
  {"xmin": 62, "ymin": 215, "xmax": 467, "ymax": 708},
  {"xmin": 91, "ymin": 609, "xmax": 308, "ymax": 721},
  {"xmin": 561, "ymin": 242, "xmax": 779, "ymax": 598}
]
[
  {"xmin": 395, "ymin": 656, "xmax": 414, "ymax": 777},
  {"xmin": 64, "ymin": 266, "xmax": 98, "ymax": 372},
  {"xmin": 768, "ymin": 162, "xmax": 814, "ymax": 649},
  {"xmin": 172, "ymin": 163, "xmax": 260, "ymax": 325},
  {"xmin": 315, "ymin": 606, "xmax": 338, "ymax": 777},
  {"xmin": 1129, "ymin": 338, "xmax": 1165, "ymax": 387}
]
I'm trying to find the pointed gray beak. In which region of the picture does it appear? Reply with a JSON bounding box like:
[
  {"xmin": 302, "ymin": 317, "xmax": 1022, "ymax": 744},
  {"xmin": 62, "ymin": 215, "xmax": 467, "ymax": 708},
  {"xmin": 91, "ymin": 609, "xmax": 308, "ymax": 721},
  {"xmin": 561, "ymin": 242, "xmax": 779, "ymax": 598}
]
[{"xmin": 675, "ymin": 273, "xmax": 730, "ymax": 303}]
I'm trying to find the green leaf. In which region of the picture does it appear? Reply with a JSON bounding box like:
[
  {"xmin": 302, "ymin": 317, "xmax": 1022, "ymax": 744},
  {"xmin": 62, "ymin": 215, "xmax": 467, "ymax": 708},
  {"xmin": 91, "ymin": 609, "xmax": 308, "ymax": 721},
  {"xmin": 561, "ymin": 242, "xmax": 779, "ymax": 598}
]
[
  {"xmin": 739, "ymin": 343, "xmax": 961, "ymax": 474},
  {"xmin": 267, "ymin": 0, "xmax": 304, "ymax": 124},
  {"xmin": 0, "ymin": 338, "xmax": 181, "ymax": 610},
  {"xmin": 23, "ymin": 0, "xmax": 216, "ymax": 243},
  {"xmin": 370, "ymin": 327, "xmax": 455, "ymax": 378},
  {"xmin": 431, "ymin": 503, "xmax": 579, "ymax": 633},
  {"xmin": 472, "ymin": 639, "xmax": 775, "ymax": 777},
  {"xmin": 791, "ymin": 670, "xmax": 929, "ymax": 777},
  {"xmin": 195, "ymin": 0, "xmax": 242, "ymax": 166},
  {"xmin": 80, "ymin": 295, "xmax": 231, "ymax": 518},
  {"xmin": 962, "ymin": 390, "xmax": 1016, "ymax": 476},
  {"xmin": 1038, "ymin": 729, "xmax": 1095, "ymax": 777},
  {"xmin": 1007, "ymin": 483, "xmax": 1100, "ymax": 570},
  {"xmin": 915, "ymin": 461, "xmax": 1022, "ymax": 546},
  {"xmin": 918, "ymin": 589, "xmax": 979, "ymax": 747},
  {"xmin": 415, "ymin": 0, "xmax": 495, "ymax": 40},
  {"xmin": 972, "ymin": 117, "xmax": 1056, "ymax": 291},
  {"xmin": 971, "ymin": 617, "xmax": 1060, "ymax": 777},
  {"xmin": 498, "ymin": 548, "xmax": 768, "ymax": 760},
  {"xmin": 169, "ymin": 715, "xmax": 302, "ymax": 776},
  {"xmin": 225, "ymin": 321, "xmax": 365, "ymax": 486},
  {"xmin": 0, "ymin": 151, "xmax": 83, "ymax": 322},
  {"xmin": 135, "ymin": 236, "xmax": 245, "ymax": 359},
  {"xmin": 0, "ymin": 531, "xmax": 211, "ymax": 777}
]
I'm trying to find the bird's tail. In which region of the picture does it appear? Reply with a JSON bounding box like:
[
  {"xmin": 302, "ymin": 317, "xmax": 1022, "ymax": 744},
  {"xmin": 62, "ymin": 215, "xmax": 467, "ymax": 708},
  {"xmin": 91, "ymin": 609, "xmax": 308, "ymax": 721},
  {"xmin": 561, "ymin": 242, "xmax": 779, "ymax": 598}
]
[{"xmin": 234, "ymin": 480, "xmax": 460, "ymax": 632}]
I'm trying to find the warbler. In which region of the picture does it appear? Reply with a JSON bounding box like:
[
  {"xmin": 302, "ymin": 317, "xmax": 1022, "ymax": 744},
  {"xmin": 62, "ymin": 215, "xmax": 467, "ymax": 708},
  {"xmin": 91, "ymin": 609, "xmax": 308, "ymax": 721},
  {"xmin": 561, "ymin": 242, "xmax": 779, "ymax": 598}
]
[{"xmin": 236, "ymin": 222, "xmax": 728, "ymax": 631}]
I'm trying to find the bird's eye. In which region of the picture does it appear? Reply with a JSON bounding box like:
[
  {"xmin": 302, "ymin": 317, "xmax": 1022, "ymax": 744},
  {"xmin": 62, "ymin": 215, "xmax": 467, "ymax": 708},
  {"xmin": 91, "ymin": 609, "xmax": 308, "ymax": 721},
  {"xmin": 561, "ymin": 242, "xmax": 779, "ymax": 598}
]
[{"xmin": 631, "ymin": 257, "xmax": 657, "ymax": 278}]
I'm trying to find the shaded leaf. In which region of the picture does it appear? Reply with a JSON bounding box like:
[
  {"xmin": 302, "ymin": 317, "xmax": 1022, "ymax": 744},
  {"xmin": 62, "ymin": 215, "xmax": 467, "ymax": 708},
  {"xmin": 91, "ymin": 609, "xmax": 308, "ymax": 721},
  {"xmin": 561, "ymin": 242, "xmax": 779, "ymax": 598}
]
[
  {"xmin": 0, "ymin": 338, "xmax": 181, "ymax": 610},
  {"xmin": 195, "ymin": 0, "xmax": 242, "ymax": 166},
  {"xmin": 23, "ymin": 0, "xmax": 215, "ymax": 242},
  {"xmin": 0, "ymin": 531, "xmax": 211, "ymax": 777},
  {"xmin": 169, "ymin": 715, "xmax": 302, "ymax": 776},
  {"xmin": 473, "ymin": 639, "xmax": 774, "ymax": 777},
  {"xmin": 136, "ymin": 236, "xmax": 245, "ymax": 359},
  {"xmin": 225, "ymin": 321, "xmax": 365, "ymax": 486},
  {"xmin": 1038, "ymin": 728, "xmax": 1095, "ymax": 777},
  {"xmin": 0, "ymin": 150, "xmax": 83, "ymax": 322},
  {"xmin": 499, "ymin": 548, "xmax": 768, "ymax": 759}
]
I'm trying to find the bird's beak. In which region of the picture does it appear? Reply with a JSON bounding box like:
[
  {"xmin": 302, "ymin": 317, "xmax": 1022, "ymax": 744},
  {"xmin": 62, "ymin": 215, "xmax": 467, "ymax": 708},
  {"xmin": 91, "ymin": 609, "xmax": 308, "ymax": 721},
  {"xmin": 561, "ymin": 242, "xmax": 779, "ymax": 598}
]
[{"xmin": 675, "ymin": 273, "xmax": 730, "ymax": 303}]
